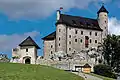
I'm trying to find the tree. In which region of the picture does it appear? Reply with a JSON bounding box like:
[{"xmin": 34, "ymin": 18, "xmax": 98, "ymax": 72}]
[
  {"xmin": 102, "ymin": 34, "xmax": 120, "ymax": 72},
  {"xmin": 94, "ymin": 64, "xmax": 117, "ymax": 79}
]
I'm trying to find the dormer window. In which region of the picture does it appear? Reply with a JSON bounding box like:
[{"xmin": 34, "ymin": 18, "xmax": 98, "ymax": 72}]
[
  {"xmin": 92, "ymin": 23, "xmax": 96, "ymax": 27},
  {"xmin": 72, "ymin": 20, "xmax": 76, "ymax": 25},
  {"xmin": 87, "ymin": 23, "xmax": 90, "ymax": 27},
  {"xmin": 80, "ymin": 22, "xmax": 83, "ymax": 26},
  {"xmin": 26, "ymin": 48, "xmax": 28, "ymax": 52}
]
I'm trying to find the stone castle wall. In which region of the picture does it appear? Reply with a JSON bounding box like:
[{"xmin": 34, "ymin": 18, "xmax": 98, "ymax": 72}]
[{"xmin": 43, "ymin": 40, "xmax": 55, "ymax": 59}]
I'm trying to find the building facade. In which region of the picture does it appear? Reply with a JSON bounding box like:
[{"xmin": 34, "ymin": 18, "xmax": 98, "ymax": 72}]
[
  {"xmin": 12, "ymin": 36, "xmax": 40, "ymax": 64},
  {"xmin": 42, "ymin": 5, "xmax": 109, "ymax": 59}
]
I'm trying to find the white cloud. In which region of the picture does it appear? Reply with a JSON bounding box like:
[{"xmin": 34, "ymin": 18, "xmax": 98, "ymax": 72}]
[
  {"xmin": 108, "ymin": 17, "xmax": 120, "ymax": 35},
  {"xmin": 0, "ymin": 0, "xmax": 111, "ymax": 20},
  {"xmin": 0, "ymin": 31, "xmax": 39, "ymax": 52}
]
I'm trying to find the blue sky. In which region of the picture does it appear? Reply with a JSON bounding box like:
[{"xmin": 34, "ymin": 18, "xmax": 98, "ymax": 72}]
[{"xmin": 0, "ymin": 0, "xmax": 120, "ymax": 58}]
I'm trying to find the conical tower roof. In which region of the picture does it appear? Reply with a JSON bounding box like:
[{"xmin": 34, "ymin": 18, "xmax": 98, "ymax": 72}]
[{"xmin": 97, "ymin": 5, "xmax": 109, "ymax": 14}]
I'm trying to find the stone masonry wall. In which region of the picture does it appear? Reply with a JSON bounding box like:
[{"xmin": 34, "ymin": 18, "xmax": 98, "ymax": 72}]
[
  {"xmin": 67, "ymin": 26, "xmax": 102, "ymax": 54},
  {"xmin": 44, "ymin": 40, "xmax": 55, "ymax": 59},
  {"xmin": 56, "ymin": 24, "xmax": 67, "ymax": 53}
]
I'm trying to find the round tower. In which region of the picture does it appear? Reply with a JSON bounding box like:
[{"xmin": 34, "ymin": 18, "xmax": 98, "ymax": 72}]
[{"xmin": 97, "ymin": 5, "xmax": 109, "ymax": 40}]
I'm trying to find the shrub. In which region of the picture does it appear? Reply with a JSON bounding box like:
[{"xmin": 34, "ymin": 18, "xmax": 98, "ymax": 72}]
[{"xmin": 94, "ymin": 64, "xmax": 117, "ymax": 79}]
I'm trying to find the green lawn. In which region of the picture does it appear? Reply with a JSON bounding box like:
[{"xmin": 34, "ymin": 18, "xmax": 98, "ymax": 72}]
[
  {"xmin": 88, "ymin": 73, "xmax": 115, "ymax": 80},
  {"xmin": 0, "ymin": 63, "xmax": 84, "ymax": 80}
]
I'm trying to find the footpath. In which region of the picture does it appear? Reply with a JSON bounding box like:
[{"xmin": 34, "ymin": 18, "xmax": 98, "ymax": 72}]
[{"xmin": 72, "ymin": 72, "xmax": 103, "ymax": 80}]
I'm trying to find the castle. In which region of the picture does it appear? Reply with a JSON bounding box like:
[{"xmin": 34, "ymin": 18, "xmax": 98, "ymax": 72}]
[
  {"xmin": 42, "ymin": 5, "xmax": 109, "ymax": 60},
  {"xmin": 11, "ymin": 5, "xmax": 109, "ymax": 67}
]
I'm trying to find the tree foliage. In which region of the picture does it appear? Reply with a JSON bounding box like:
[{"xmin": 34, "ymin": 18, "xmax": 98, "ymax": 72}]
[
  {"xmin": 102, "ymin": 34, "xmax": 120, "ymax": 72},
  {"xmin": 94, "ymin": 64, "xmax": 117, "ymax": 79}
]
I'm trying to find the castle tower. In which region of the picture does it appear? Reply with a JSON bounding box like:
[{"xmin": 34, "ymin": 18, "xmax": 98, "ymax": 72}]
[
  {"xmin": 56, "ymin": 10, "xmax": 67, "ymax": 53},
  {"xmin": 18, "ymin": 36, "xmax": 40, "ymax": 64},
  {"xmin": 97, "ymin": 5, "xmax": 109, "ymax": 40}
]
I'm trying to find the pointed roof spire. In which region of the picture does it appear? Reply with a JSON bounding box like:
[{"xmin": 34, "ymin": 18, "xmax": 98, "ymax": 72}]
[
  {"xmin": 19, "ymin": 36, "xmax": 40, "ymax": 49},
  {"xmin": 97, "ymin": 4, "xmax": 109, "ymax": 14}
]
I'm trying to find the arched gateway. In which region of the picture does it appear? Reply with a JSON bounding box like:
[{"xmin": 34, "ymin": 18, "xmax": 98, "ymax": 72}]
[
  {"xmin": 25, "ymin": 58, "xmax": 31, "ymax": 64},
  {"xmin": 23, "ymin": 56, "xmax": 31, "ymax": 64}
]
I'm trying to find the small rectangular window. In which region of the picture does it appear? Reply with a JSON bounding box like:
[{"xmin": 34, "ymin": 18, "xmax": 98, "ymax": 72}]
[
  {"xmin": 95, "ymin": 40, "xmax": 97, "ymax": 43},
  {"xmin": 59, "ymin": 37, "xmax": 60, "ymax": 41},
  {"xmin": 85, "ymin": 45, "xmax": 88, "ymax": 48},
  {"xmin": 69, "ymin": 35, "xmax": 71, "ymax": 38},
  {"xmin": 59, "ymin": 29, "xmax": 61, "ymax": 32},
  {"xmin": 75, "ymin": 30, "xmax": 78, "ymax": 34},
  {"xmin": 69, "ymin": 41, "xmax": 71, "ymax": 44},
  {"xmin": 75, "ymin": 39, "xmax": 77, "ymax": 42},
  {"xmin": 59, "ymin": 43, "xmax": 60, "ymax": 46},
  {"xmin": 90, "ymin": 39, "xmax": 92, "ymax": 43},
  {"xmin": 95, "ymin": 32, "xmax": 97, "ymax": 36},
  {"xmin": 26, "ymin": 48, "xmax": 28, "ymax": 52},
  {"xmin": 51, "ymin": 51, "xmax": 53, "ymax": 54},
  {"xmin": 90, "ymin": 32, "xmax": 92, "ymax": 35},
  {"xmin": 81, "ymin": 31, "xmax": 83, "ymax": 35},
  {"xmin": 80, "ymin": 39, "xmax": 82, "ymax": 43},
  {"xmin": 69, "ymin": 48, "xmax": 71, "ymax": 51},
  {"xmin": 51, "ymin": 45, "xmax": 53, "ymax": 48}
]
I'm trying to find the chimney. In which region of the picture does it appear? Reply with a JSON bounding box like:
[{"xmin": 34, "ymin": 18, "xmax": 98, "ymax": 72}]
[{"xmin": 57, "ymin": 10, "xmax": 61, "ymax": 21}]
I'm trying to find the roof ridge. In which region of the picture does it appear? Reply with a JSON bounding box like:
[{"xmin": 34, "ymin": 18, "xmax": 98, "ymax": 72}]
[{"xmin": 61, "ymin": 14, "xmax": 97, "ymax": 21}]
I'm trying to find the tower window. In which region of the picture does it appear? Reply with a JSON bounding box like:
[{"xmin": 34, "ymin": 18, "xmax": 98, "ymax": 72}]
[
  {"xmin": 95, "ymin": 32, "xmax": 97, "ymax": 36},
  {"xmin": 59, "ymin": 29, "xmax": 61, "ymax": 32},
  {"xmin": 59, "ymin": 37, "xmax": 60, "ymax": 41},
  {"xmin": 90, "ymin": 32, "xmax": 92, "ymax": 35},
  {"xmin": 69, "ymin": 48, "xmax": 71, "ymax": 51},
  {"xmin": 59, "ymin": 43, "xmax": 60, "ymax": 46},
  {"xmin": 75, "ymin": 39, "xmax": 77, "ymax": 42},
  {"xmin": 105, "ymin": 21, "xmax": 107, "ymax": 23},
  {"xmin": 69, "ymin": 35, "xmax": 71, "ymax": 38},
  {"xmin": 26, "ymin": 48, "xmax": 28, "ymax": 52},
  {"xmin": 51, "ymin": 51, "xmax": 53, "ymax": 54},
  {"xmin": 81, "ymin": 31, "xmax": 83, "ymax": 35},
  {"xmin": 51, "ymin": 45, "xmax": 53, "ymax": 48},
  {"xmin": 69, "ymin": 27, "xmax": 71, "ymax": 30},
  {"xmin": 75, "ymin": 30, "xmax": 78, "ymax": 34},
  {"xmin": 69, "ymin": 41, "xmax": 71, "ymax": 44},
  {"xmin": 95, "ymin": 40, "xmax": 97, "ymax": 43}
]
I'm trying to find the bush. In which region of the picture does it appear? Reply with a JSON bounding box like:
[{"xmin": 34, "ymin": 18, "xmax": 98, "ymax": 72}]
[{"xmin": 94, "ymin": 64, "xmax": 117, "ymax": 79}]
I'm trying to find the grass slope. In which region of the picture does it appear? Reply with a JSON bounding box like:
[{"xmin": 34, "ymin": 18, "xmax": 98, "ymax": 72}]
[{"xmin": 0, "ymin": 63, "xmax": 84, "ymax": 80}]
